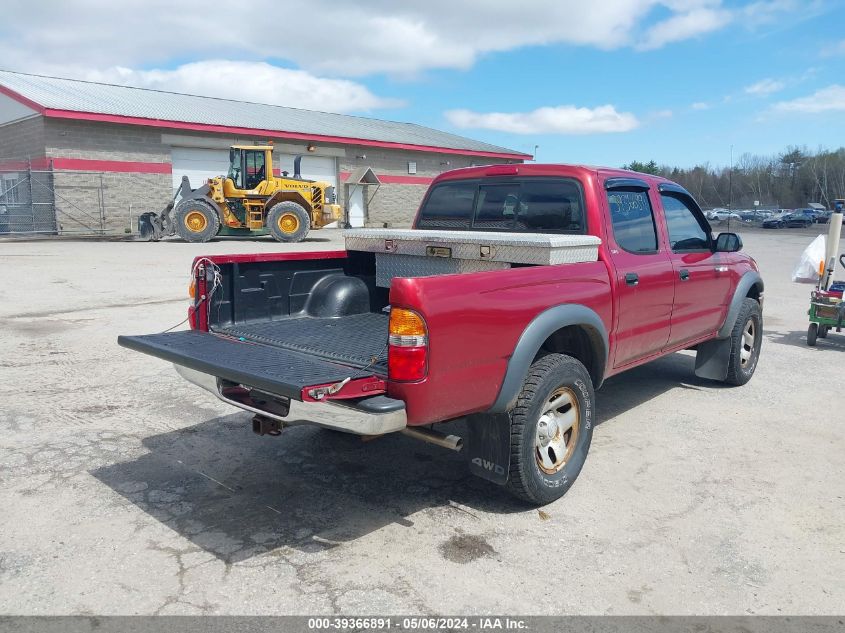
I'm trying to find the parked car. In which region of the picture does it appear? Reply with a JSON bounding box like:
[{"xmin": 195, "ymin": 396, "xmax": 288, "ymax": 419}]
[
  {"xmin": 767, "ymin": 213, "xmax": 814, "ymax": 228},
  {"xmin": 708, "ymin": 210, "xmax": 742, "ymax": 222},
  {"xmin": 119, "ymin": 164, "xmax": 764, "ymax": 505},
  {"xmin": 811, "ymin": 210, "xmax": 842, "ymax": 224},
  {"xmin": 739, "ymin": 210, "xmax": 770, "ymax": 222},
  {"xmin": 795, "ymin": 208, "xmax": 822, "ymax": 222}
]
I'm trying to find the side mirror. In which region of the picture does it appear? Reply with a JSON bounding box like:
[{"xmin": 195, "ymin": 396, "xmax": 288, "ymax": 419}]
[{"xmin": 715, "ymin": 232, "xmax": 742, "ymax": 252}]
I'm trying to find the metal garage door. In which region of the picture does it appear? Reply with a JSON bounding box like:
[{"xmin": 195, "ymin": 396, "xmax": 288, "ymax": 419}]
[
  {"xmin": 275, "ymin": 155, "xmax": 337, "ymax": 188},
  {"xmin": 171, "ymin": 147, "xmax": 230, "ymax": 191},
  {"xmin": 171, "ymin": 147, "xmax": 337, "ymax": 192}
]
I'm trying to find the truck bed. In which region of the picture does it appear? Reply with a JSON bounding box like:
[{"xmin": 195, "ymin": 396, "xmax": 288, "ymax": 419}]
[{"xmin": 214, "ymin": 312, "xmax": 389, "ymax": 372}]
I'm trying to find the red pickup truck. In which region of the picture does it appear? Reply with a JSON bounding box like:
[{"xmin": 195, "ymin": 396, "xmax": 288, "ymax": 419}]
[{"xmin": 120, "ymin": 164, "xmax": 763, "ymax": 505}]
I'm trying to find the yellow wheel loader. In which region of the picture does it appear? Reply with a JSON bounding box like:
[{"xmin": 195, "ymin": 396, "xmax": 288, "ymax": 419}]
[{"xmin": 139, "ymin": 145, "xmax": 342, "ymax": 243}]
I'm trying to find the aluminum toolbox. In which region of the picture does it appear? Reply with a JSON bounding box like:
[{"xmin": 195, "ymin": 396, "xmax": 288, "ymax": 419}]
[
  {"xmin": 373, "ymin": 253, "xmax": 509, "ymax": 287},
  {"xmin": 344, "ymin": 229, "xmax": 601, "ymax": 266},
  {"xmin": 345, "ymin": 228, "xmax": 602, "ymax": 287}
]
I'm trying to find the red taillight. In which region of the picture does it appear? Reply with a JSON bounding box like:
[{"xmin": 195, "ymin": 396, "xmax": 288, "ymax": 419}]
[
  {"xmin": 388, "ymin": 308, "xmax": 428, "ymax": 382},
  {"xmin": 388, "ymin": 346, "xmax": 427, "ymax": 382}
]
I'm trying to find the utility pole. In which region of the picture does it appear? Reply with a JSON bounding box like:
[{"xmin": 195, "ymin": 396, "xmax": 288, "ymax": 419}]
[{"xmin": 533, "ymin": 145, "xmax": 539, "ymax": 162}]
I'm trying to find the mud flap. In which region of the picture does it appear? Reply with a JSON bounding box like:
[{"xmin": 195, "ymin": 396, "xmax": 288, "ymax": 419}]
[
  {"xmin": 694, "ymin": 337, "xmax": 731, "ymax": 381},
  {"xmin": 466, "ymin": 412, "xmax": 511, "ymax": 485}
]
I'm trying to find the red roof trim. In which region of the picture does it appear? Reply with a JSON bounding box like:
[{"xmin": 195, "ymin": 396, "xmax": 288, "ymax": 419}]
[
  {"xmin": 0, "ymin": 85, "xmax": 46, "ymax": 114},
  {"xmin": 40, "ymin": 108, "xmax": 532, "ymax": 160},
  {"xmin": 0, "ymin": 157, "xmax": 50, "ymax": 170}
]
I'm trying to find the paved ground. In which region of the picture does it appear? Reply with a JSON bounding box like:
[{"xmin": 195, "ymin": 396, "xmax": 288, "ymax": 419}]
[{"xmin": 0, "ymin": 229, "xmax": 843, "ymax": 615}]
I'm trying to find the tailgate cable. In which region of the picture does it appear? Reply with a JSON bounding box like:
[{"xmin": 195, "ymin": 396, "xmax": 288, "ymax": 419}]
[{"xmin": 308, "ymin": 377, "xmax": 351, "ymax": 400}]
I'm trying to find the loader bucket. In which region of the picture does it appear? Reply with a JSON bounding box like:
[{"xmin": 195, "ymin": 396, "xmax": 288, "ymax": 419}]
[{"xmin": 137, "ymin": 212, "xmax": 159, "ymax": 241}]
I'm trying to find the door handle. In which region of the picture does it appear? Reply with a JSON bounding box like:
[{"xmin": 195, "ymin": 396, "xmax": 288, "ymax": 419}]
[
  {"xmin": 625, "ymin": 272, "xmax": 639, "ymax": 286},
  {"xmin": 679, "ymin": 268, "xmax": 690, "ymax": 281}
]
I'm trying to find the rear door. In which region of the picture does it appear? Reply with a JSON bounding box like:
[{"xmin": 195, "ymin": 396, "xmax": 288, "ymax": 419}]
[
  {"xmin": 658, "ymin": 185, "xmax": 733, "ymax": 346},
  {"xmin": 603, "ymin": 178, "xmax": 675, "ymax": 368}
]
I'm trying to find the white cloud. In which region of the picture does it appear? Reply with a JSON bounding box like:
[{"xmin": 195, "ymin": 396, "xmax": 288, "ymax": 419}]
[
  {"xmin": 0, "ymin": 0, "xmax": 763, "ymax": 80},
  {"xmin": 445, "ymin": 105, "xmax": 640, "ymax": 135},
  {"xmin": 638, "ymin": 6, "xmax": 732, "ymax": 50},
  {"xmin": 770, "ymin": 85, "xmax": 845, "ymax": 114},
  {"xmin": 80, "ymin": 61, "xmax": 401, "ymax": 113},
  {"xmin": 820, "ymin": 40, "xmax": 845, "ymax": 57},
  {"xmin": 744, "ymin": 78, "xmax": 785, "ymax": 95},
  {"xmin": 691, "ymin": 101, "xmax": 711, "ymax": 110},
  {"xmin": 741, "ymin": 0, "xmax": 826, "ymax": 26}
]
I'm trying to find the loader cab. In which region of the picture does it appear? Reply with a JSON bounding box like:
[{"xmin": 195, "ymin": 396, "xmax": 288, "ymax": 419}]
[{"xmin": 227, "ymin": 146, "xmax": 273, "ymax": 191}]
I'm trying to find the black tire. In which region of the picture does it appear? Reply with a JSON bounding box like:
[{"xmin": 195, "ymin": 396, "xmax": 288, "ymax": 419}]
[
  {"xmin": 173, "ymin": 198, "xmax": 220, "ymax": 243},
  {"xmin": 819, "ymin": 325, "xmax": 829, "ymax": 338},
  {"xmin": 267, "ymin": 201, "xmax": 310, "ymax": 243},
  {"xmin": 724, "ymin": 298, "xmax": 763, "ymax": 385},
  {"xmin": 807, "ymin": 322, "xmax": 818, "ymax": 347},
  {"xmin": 506, "ymin": 354, "xmax": 595, "ymax": 505}
]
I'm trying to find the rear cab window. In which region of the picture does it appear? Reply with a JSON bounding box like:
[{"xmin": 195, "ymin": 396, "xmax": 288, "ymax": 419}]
[
  {"xmin": 604, "ymin": 178, "xmax": 659, "ymax": 254},
  {"xmin": 416, "ymin": 177, "xmax": 586, "ymax": 234},
  {"xmin": 607, "ymin": 189, "xmax": 658, "ymax": 254}
]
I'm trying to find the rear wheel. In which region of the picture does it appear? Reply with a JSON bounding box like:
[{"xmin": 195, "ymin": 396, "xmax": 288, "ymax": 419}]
[
  {"xmin": 819, "ymin": 325, "xmax": 829, "ymax": 338},
  {"xmin": 267, "ymin": 201, "xmax": 310, "ymax": 243},
  {"xmin": 506, "ymin": 354, "xmax": 594, "ymax": 505},
  {"xmin": 174, "ymin": 199, "xmax": 220, "ymax": 243}
]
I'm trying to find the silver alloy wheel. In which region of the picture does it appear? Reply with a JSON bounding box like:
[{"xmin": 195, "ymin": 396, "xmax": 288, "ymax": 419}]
[
  {"xmin": 740, "ymin": 318, "xmax": 756, "ymax": 367},
  {"xmin": 535, "ymin": 387, "xmax": 580, "ymax": 474}
]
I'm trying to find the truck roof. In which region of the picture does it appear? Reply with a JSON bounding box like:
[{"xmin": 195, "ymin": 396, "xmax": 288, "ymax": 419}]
[{"xmin": 431, "ymin": 163, "xmax": 672, "ymax": 185}]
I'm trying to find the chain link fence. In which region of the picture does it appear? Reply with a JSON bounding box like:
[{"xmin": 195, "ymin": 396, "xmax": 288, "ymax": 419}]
[{"xmin": 0, "ymin": 166, "xmax": 170, "ymax": 236}]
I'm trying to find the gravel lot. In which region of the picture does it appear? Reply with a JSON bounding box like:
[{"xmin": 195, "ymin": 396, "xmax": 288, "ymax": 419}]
[{"xmin": 0, "ymin": 228, "xmax": 843, "ymax": 615}]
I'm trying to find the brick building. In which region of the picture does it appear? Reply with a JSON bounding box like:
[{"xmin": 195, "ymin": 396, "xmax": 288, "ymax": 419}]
[{"xmin": 0, "ymin": 70, "xmax": 528, "ymax": 235}]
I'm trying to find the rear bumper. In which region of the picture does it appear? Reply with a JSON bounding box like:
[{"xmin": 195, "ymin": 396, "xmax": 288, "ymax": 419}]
[{"xmin": 174, "ymin": 365, "xmax": 407, "ymax": 435}]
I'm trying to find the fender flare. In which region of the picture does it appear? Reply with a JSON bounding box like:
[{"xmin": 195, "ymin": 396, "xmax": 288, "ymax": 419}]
[
  {"xmin": 264, "ymin": 190, "xmax": 312, "ymax": 212},
  {"xmin": 489, "ymin": 304, "xmax": 609, "ymax": 413},
  {"xmin": 716, "ymin": 271, "xmax": 764, "ymax": 339}
]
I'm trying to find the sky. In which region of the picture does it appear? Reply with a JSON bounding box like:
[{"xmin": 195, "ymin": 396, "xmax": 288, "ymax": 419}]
[{"xmin": 1, "ymin": 0, "xmax": 843, "ymax": 168}]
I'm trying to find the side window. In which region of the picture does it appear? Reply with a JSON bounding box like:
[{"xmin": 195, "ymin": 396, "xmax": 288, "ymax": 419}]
[
  {"xmin": 661, "ymin": 194, "xmax": 710, "ymax": 251},
  {"xmin": 244, "ymin": 151, "xmax": 266, "ymax": 189},
  {"xmin": 607, "ymin": 189, "xmax": 658, "ymax": 253}
]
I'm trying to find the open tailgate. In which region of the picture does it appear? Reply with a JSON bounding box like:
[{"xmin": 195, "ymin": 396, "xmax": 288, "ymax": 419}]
[{"xmin": 118, "ymin": 330, "xmax": 361, "ymax": 401}]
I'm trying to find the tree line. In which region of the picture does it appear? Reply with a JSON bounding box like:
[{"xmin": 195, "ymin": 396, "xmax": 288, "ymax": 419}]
[{"xmin": 623, "ymin": 146, "xmax": 845, "ymax": 210}]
